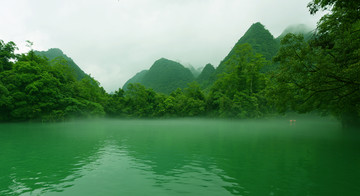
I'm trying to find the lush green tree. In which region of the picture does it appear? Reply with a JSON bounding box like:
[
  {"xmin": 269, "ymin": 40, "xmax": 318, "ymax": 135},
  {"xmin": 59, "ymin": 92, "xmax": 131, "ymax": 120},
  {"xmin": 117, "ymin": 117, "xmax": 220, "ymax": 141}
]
[
  {"xmin": 0, "ymin": 80, "xmax": 11, "ymax": 120},
  {"xmin": 0, "ymin": 40, "xmax": 17, "ymax": 72},
  {"xmin": 0, "ymin": 51, "xmax": 58, "ymax": 120},
  {"xmin": 161, "ymin": 96, "xmax": 177, "ymax": 116},
  {"xmin": 0, "ymin": 44, "xmax": 107, "ymax": 121},
  {"xmin": 123, "ymin": 83, "xmax": 159, "ymax": 117},
  {"xmin": 182, "ymin": 82, "xmax": 206, "ymax": 116},
  {"xmin": 0, "ymin": 40, "xmax": 17, "ymax": 120},
  {"xmin": 105, "ymin": 88, "xmax": 126, "ymax": 117},
  {"xmin": 209, "ymin": 43, "xmax": 268, "ymax": 118},
  {"xmin": 184, "ymin": 82, "xmax": 205, "ymax": 101},
  {"xmin": 272, "ymin": 0, "xmax": 360, "ymax": 127}
]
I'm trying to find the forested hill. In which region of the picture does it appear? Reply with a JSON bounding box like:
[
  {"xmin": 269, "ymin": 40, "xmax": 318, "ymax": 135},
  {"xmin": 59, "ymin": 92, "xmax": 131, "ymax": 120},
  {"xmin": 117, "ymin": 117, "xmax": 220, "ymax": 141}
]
[
  {"xmin": 123, "ymin": 23, "xmax": 312, "ymax": 91},
  {"xmin": 189, "ymin": 22, "xmax": 278, "ymax": 90},
  {"xmin": 196, "ymin": 63, "xmax": 215, "ymax": 88},
  {"xmin": 122, "ymin": 70, "xmax": 148, "ymax": 90},
  {"xmin": 125, "ymin": 22, "xmax": 279, "ymax": 91},
  {"xmin": 215, "ymin": 22, "xmax": 278, "ymax": 74},
  {"xmin": 123, "ymin": 58, "xmax": 195, "ymax": 94},
  {"xmin": 235, "ymin": 22, "xmax": 279, "ymax": 61},
  {"xmin": 35, "ymin": 48, "xmax": 87, "ymax": 80},
  {"xmin": 0, "ymin": 43, "xmax": 108, "ymax": 122},
  {"xmin": 215, "ymin": 23, "xmax": 313, "ymax": 74}
]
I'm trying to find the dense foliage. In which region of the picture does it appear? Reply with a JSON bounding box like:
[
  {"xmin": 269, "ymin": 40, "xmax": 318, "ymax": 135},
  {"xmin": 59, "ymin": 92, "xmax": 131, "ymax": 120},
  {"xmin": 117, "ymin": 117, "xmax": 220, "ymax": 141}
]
[
  {"xmin": 271, "ymin": 0, "xmax": 360, "ymax": 127},
  {"xmin": 103, "ymin": 43, "xmax": 272, "ymax": 119},
  {"xmin": 0, "ymin": 40, "xmax": 274, "ymax": 121},
  {"xmin": 207, "ymin": 44, "xmax": 270, "ymax": 118},
  {"xmin": 0, "ymin": 46, "xmax": 107, "ymax": 121}
]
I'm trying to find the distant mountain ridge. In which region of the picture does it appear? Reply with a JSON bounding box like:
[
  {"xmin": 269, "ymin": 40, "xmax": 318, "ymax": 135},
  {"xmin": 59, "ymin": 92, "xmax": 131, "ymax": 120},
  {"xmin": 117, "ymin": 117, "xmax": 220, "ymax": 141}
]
[{"xmin": 123, "ymin": 22, "xmax": 313, "ymax": 92}]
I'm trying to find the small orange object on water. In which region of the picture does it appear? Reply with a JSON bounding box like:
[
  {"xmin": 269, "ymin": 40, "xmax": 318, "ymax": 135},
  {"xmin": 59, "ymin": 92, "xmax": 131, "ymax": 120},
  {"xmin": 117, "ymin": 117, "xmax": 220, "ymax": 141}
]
[{"xmin": 290, "ymin": 120, "xmax": 296, "ymax": 126}]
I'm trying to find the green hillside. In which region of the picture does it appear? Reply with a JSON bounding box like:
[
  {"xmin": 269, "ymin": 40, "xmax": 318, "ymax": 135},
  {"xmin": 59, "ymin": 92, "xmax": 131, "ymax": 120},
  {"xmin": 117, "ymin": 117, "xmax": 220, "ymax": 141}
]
[
  {"xmin": 202, "ymin": 22, "xmax": 278, "ymax": 88},
  {"xmin": 123, "ymin": 58, "xmax": 195, "ymax": 94},
  {"xmin": 122, "ymin": 70, "xmax": 148, "ymax": 90},
  {"xmin": 124, "ymin": 22, "xmax": 281, "ymax": 91},
  {"xmin": 196, "ymin": 63, "xmax": 215, "ymax": 88},
  {"xmin": 217, "ymin": 22, "xmax": 278, "ymax": 72},
  {"xmin": 0, "ymin": 44, "xmax": 107, "ymax": 121},
  {"xmin": 35, "ymin": 48, "xmax": 87, "ymax": 80},
  {"xmin": 219, "ymin": 22, "xmax": 279, "ymax": 67},
  {"xmin": 235, "ymin": 22, "xmax": 279, "ymax": 60}
]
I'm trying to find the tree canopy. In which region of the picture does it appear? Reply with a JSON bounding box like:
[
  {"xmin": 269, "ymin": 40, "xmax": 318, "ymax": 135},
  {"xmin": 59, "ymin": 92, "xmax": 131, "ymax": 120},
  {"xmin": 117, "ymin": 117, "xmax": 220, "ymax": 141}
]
[
  {"xmin": 271, "ymin": 0, "xmax": 360, "ymax": 127},
  {"xmin": 0, "ymin": 47, "xmax": 107, "ymax": 121}
]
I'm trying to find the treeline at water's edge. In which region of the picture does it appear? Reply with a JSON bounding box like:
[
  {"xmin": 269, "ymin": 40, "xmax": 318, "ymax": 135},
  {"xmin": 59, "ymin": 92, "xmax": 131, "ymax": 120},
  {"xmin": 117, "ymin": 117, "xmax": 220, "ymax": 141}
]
[
  {"xmin": 0, "ymin": 0, "xmax": 359, "ymax": 127},
  {"xmin": 0, "ymin": 44, "xmax": 274, "ymax": 121}
]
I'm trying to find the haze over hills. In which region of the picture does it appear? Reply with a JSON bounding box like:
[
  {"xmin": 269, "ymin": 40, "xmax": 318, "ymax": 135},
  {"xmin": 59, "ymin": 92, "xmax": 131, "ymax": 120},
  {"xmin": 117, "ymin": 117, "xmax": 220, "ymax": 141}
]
[
  {"xmin": 123, "ymin": 22, "xmax": 313, "ymax": 93},
  {"xmin": 276, "ymin": 24, "xmax": 313, "ymax": 41},
  {"xmin": 186, "ymin": 65, "xmax": 203, "ymax": 78},
  {"xmin": 34, "ymin": 23, "xmax": 313, "ymax": 95}
]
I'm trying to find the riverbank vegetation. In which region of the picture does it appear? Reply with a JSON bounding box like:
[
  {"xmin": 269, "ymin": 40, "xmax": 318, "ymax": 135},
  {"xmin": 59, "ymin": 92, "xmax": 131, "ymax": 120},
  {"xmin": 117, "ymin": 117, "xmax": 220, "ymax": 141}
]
[{"xmin": 0, "ymin": 0, "xmax": 358, "ymax": 127}]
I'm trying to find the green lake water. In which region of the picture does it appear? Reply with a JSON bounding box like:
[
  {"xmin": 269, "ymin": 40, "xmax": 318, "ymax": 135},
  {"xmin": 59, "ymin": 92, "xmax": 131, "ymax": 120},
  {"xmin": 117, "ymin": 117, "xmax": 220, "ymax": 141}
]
[{"xmin": 0, "ymin": 119, "xmax": 359, "ymax": 195}]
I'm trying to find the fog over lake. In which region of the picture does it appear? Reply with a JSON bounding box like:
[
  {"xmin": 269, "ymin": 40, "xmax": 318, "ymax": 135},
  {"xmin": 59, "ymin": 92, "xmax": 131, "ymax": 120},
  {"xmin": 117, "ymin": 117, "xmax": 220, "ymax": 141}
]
[{"xmin": 1, "ymin": 118, "xmax": 359, "ymax": 195}]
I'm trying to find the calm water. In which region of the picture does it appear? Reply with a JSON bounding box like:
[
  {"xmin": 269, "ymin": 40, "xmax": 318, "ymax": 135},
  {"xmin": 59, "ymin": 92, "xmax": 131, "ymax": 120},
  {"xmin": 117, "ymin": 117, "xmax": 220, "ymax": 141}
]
[{"xmin": 0, "ymin": 119, "xmax": 359, "ymax": 195}]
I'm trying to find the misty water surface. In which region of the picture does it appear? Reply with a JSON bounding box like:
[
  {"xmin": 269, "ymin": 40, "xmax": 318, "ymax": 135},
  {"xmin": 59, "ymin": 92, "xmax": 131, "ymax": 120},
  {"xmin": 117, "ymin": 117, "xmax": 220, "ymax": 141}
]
[{"xmin": 0, "ymin": 118, "xmax": 359, "ymax": 195}]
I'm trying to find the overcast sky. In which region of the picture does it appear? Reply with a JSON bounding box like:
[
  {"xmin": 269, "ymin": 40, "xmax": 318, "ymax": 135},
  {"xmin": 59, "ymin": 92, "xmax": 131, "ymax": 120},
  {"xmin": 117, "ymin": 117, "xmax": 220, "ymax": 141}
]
[{"xmin": 1, "ymin": 0, "xmax": 324, "ymax": 92}]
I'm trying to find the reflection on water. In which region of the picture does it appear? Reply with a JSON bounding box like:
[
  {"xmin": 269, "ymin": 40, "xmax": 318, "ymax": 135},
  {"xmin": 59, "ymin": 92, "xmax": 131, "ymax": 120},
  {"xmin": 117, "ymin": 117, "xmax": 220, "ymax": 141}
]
[{"xmin": 0, "ymin": 119, "xmax": 360, "ymax": 195}]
